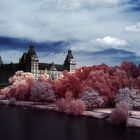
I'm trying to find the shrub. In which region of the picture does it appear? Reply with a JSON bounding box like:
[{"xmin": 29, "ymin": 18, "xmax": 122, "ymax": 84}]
[
  {"xmin": 116, "ymin": 88, "xmax": 140, "ymax": 109},
  {"xmin": 80, "ymin": 88, "xmax": 104, "ymax": 110},
  {"xmin": 9, "ymin": 98, "xmax": 17, "ymax": 105},
  {"xmin": 57, "ymin": 91, "xmax": 85, "ymax": 115},
  {"xmin": 31, "ymin": 82, "xmax": 56, "ymax": 102},
  {"xmin": 38, "ymin": 73, "xmax": 49, "ymax": 82},
  {"xmin": 1, "ymin": 71, "xmax": 36, "ymax": 100},
  {"xmin": 108, "ymin": 102, "xmax": 132, "ymax": 125}
]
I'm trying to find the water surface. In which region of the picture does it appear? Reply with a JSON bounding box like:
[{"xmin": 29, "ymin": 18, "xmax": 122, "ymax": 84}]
[{"xmin": 0, "ymin": 105, "xmax": 140, "ymax": 140}]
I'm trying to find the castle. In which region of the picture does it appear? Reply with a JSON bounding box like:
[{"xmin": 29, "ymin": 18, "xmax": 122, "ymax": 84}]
[{"xmin": 0, "ymin": 45, "xmax": 76, "ymax": 86}]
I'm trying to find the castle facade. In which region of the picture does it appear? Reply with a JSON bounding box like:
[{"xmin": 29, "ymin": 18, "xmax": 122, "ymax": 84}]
[{"xmin": 0, "ymin": 45, "xmax": 76, "ymax": 86}]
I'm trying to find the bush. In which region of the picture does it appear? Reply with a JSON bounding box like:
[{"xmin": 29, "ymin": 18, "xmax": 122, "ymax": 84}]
[
  {"xmin": 116, "ymin": 88, "xmax": 140, "ymax": 109},
  {"xmin": 57, "ymin": 91, "xmax": 85, "ymax": 115},
  {"xmin": 108, "ymin": 102, "xmax": 132, "ymax": 125},
  {"xmin": 1, "ymin": 71, "xmax": 36, "ymax": 100},
  {"xmin": 9, "ymin": 98, "xmax": 16, "ymax": 105},
  {"xmin": 38, "ymin": 73, "xmax": 49, "ymax": 82},
  {"xmin": 80, "ymin": 88, "xmax": 104, "ymax": 110},
  {"xmin": 31, "ymin": 82, "xmax": 56, "ymax": 102}
]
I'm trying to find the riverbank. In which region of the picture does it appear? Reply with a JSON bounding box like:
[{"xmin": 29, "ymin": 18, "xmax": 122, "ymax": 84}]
[{"xmin": 0, "ymin": 99, "xmax": 140, "ymax": 128}]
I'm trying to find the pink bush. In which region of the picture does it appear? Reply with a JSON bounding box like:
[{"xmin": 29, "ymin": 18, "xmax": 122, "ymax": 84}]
[
  {"xmin": 9, "ymin": 98, "xmax": 17, "ymax": 105},
  {"xmin": 1, "ymin": 71, "xmax": 36, "ymax": 100},
  {"xmin": 0, "ymin": 94, "xmax": 6, "ymax": 100},
  {"xmin": 108, "ymin": 102, "xmax": 132, "ymax": 125},
  {"xmin": 57, "ymin": 91, "xmax": 85, "ymax": 115},
  {"xmin": 38, "ymin": 73, "xmax": 49, "ymax": 82},
  {"xmin": 1, "ymin": 87, "xmax": 10, "ymax": 97},
  {"xmin": 31, "ymin": 82, "xmax": 56, "ymax": 102},
  {"xmin": 9, "ymin": 71, "xmax": 35, "ymax": 83}
]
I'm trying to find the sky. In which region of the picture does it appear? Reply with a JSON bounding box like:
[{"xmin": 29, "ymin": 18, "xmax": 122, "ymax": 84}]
[{"xmin": 0, "ymin": 0, "xmax": 140, "ymax": 67}]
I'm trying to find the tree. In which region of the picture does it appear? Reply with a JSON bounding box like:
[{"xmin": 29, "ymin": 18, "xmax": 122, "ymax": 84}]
[
  {"xmin": 115, "ymin": 88, "xmax": 140, "ymax": 109},
  {"xmin": 31, "ymin": 82, "xmax": 56, "ymax": 102},
  {"xmin": 1, "ymin": 71, "xmax": 36, "ymax": 100},
  {"xmin": 54, "ymin": 72, "xmax": 82, "ymax": 98},
  {"xmin": 80, "ymin": 88, "xmax": 104, "ymax": 110},
  {"xmin": 120, "ymin": 61, "xmax": 139, "ymax": 78}
]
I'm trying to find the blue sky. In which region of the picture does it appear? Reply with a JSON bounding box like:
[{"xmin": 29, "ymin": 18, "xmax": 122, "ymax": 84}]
[{"xmin": 0, "ymin": 0, "xmax": 140, "ymax": 67}]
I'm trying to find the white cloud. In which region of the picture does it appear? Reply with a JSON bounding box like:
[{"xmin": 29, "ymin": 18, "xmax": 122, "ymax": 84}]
[
  {"xmin": 135, "ymin": 51, "xmax": 140, "ymax": 57},
  {"xmin": 38, "ymin": 52, "xmax": 66, "ymax": 64},
  {"xmin": 96, "ymin": 36, "xmax": 128, "ymax": 48},
  {"xmin": 0, "ymin": 0, "xmax": 139, "ymax": 57},
  {"xmin": 125, "ymin": 22, "xmax": 140, "ymax": 32},
  {"xmin": 34, "ymin": 0, "xmax": 121, "ymax": 12},
  {"xmin": 0, "ymin": 0, "xmax": 132, "ymax": 42}
]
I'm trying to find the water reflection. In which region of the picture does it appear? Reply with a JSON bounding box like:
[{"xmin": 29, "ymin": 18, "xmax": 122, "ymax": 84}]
[{"xmin": 0, "ymin": 106, "xmax": 140, "ymax": 140}]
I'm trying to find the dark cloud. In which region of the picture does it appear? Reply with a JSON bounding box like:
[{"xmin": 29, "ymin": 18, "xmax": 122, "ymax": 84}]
[
  {"xmin": 75, "ymin": 49, "xmax": 140, "ymax": 66},
  {"xmin": 0, "ymin": 36, "xmax": 71, "ymax": 53}
]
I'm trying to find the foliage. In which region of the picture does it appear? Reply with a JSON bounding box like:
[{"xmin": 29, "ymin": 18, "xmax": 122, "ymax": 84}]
[
  {"xmin": 80, "ymin": 88, "xmax": 104, "ymax": 110},
  {"xmin": 53, "ymin": 72, "xmax": 82, "ymax": 98},
  {"xmin": 1, "ymin": 61, "xmax": 140, "ymax": 109},
  {"xmin": 9, "ymin": 98, "xmax": 17, "ymax": 105},
  {"xmin": 1, "ymin": 71, "xmax": 36, "ymax": 100},
  {"xmin": 38, "ymin": 73, "xmax": 49, "ymax": 82},
  {"xmin": 108, "ymin": 102, "xmax": 132, "ymax": 125},
  {"xmin": 31, "ymin": 82, "xmax": 56, "ymax": 102},
  {"xmin": 57, "ymin": 91, "xmax": 85, "ymax": 115},
  {"xmin": 115, "ymin": 88, "xmax": 140, "ymax": 109}
]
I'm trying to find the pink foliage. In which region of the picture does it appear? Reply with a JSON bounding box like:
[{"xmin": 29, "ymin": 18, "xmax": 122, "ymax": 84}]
[
  {"xmin": 38, "ymin": 73, "xmax": 49, "ymax": 82},
  {"xmin": 9, "ymin": 98, "xmax": 17, "ymax": 105},
  {"xmin": 54, "ymin": 72, "xmax": 82, "ymax": 98},
  {"xmin": 31, "ymin": 82, "xmax": 56, "ymax": 102},
  {"xmin": 1, "ymin": 61, "xmax": 140, "ymax": 109},
  {"xmin": 120, "ymin": 61, "xmax": 139, "ymax": 78},
  {"xmin": 108, "ymin": 102, "xmax": 132, "ymax": 124},
  {"xmin": 1, "ymin": 71, "xmax": 36, "ymax": 100},
  {"xmin": 9, "ymin": 71, "xmax": 35, "ymax": 83},
  {"xmin": 55, "ymin": 63, "xmax": 136, "ymax": 106},
  {"xmin": 57, "ymin": 91, "xmax": 85, "ymax": 115},
  {"xmin": 1, "ymin": 87, "xmax": 10, "ymax": 96},
  {"xmin": 0, "ymin": 94, "xmax": 6, "ymax": 100}
]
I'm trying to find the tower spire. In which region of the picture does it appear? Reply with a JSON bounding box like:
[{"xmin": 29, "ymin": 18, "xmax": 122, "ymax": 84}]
[
  {"xmin": 64, "ymin": 49, "xmax": 76, "ymax": 71},
  {"xmin": 27, "ymin": 44, "xmax": 37, "ymax": 57}
]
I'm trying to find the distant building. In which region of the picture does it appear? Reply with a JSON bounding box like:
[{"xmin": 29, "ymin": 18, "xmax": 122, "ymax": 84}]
[{"xmin": 0, "ymin": 45, "xmax": 76, "ymax": 86}]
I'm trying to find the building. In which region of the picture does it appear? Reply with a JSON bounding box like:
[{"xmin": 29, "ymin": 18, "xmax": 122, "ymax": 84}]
[{"xmin": 0, "ymin": 45, "xmax": 76, "ymax": 86}]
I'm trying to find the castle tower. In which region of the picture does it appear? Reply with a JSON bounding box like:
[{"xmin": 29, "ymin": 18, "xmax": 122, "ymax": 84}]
[
  {"xmin": 64, "ymin": 49, "xmax": 76, "ymax": 71},
  {"xmin": 0, "ymin": 56, "xmax": 3, "ymax": 67},
  {"xmin": 26, "ymin": 45, "xmax": 39, "ymax": 79},
  {"xmin": 49, "ymin": 62, "xmax": 57, "ymax": 79}
]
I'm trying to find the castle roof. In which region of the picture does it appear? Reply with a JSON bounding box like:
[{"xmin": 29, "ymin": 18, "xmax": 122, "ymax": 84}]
[
  {"xmin": 20, "ymin": 52, "xmax": 28, "ymax": 63},
  {"xmin": 38, "ymin": 63, "xmax": 65, "ymax": 71},
  {"xmin": 27, "ymin": 45, "xmax": 37, "ymax": 57},
  {"xmin": 64, "ymin": 49, "xmax": 74, "ymax": 63},
  {"xmin": 67, "ymin": 49, "xmax": 74, "ymax": 60}
]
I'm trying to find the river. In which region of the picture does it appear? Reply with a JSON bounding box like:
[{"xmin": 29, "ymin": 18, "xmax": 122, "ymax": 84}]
[{"xmin": 0, "ymin": 105, "xmax": 140, "ymax": 140}]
